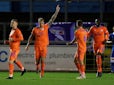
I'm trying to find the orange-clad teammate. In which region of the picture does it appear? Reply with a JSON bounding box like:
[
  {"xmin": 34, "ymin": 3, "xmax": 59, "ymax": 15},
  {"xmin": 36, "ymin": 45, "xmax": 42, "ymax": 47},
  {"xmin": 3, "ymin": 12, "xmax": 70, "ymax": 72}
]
[
  {"xmin": 67, "ymin": 20, "xmax": 87, "ymax": 79},
  {"xmin": 88, "ymin": 19, "xmax": 109, "ymax": 77},
  {"xmin": 25, "ymin": 5, "xmax": 60, "ymax": 78},
  {"xmin": 4, "ymin": 19, "xmax": 26, "ymax": 79}
]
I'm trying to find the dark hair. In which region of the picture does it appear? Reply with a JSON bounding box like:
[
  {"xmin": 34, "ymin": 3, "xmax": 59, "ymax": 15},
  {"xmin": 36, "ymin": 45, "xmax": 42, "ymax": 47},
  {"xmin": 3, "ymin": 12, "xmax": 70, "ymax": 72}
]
[{"xmin": 76, "ymin": 20, "xmax": 83, "ymax": 26}]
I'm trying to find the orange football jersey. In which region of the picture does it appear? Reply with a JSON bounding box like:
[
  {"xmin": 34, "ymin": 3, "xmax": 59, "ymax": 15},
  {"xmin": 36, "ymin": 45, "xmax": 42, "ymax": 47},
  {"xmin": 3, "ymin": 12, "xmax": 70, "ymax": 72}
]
[
  {"xmin": 75, "ymin": 27, "xmax": 87, "ymax": 52},
  {"xmin": 9, "ymin": 28, "xmax": 24, "ymax": 50},
  {"xmin": 32, "ymin": 24, "xmax": 49, "ymax": 47},
  {"xmin": 88, "ymin": 25, "xmax": 109, "ymax": 44}
]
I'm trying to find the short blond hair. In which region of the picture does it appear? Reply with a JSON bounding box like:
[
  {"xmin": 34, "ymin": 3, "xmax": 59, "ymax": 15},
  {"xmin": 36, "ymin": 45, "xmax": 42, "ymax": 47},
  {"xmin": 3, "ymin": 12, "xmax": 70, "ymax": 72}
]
[{"xmin": 38, "ymin": 18, "xmax": 44, "ymax": 23}]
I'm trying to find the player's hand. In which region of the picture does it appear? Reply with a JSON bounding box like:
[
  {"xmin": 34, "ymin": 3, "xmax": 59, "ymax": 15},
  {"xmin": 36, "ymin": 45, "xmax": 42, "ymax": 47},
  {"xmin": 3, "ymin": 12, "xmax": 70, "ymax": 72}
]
[
  {"xmin": 25, "ymin": 46, "xmax": 29, "ymax": 51},
  {"xmin": 56, "ymin": 5, "xmax": 60, "ymax": 12},
  {"xmin": 102, "ymin": 40, "xmax": 106, "ymax": 44},
  {"xmin": 4, "ymin": 40, "xmax": 9, "ymax": 44},
  {"xmin": 66, "ymin": 42, "xmax": 72, "ymax": 45},
  {"xmin": 74, "ymin": 42, "xmax": 77, "ymax": 44},
  {"xmin": 9, "ymin": 38, "xmax": 14, "ymax": 42}
]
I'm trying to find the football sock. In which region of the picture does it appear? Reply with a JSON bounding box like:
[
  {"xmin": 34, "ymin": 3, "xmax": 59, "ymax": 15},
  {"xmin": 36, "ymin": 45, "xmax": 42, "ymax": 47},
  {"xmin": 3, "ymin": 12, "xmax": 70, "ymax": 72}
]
[
  {"xmin": 96, "ymin": 55, "xmax": 102, "ymax": 72},
  {"xmin": 41, "ymin": 63, "xmax": 45, "ymax": 77},
  {"xmin": 9, "ymin": 63, "xmax": 14, "ymax": 77},
  {"xmin": 75, "ymin": 63, "xmax": 81, "ymax": 74}
]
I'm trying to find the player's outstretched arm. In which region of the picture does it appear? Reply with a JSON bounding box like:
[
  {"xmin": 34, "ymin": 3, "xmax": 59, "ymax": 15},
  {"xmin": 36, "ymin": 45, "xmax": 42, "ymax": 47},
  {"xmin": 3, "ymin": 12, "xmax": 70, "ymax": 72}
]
[
  {"xmin": 48, "ymin": 5, "xmax": 60, "ymax": 26},
  {"xmin": 25, "ymin": 33, "xmax": 33, "ymax": 51},
  {"xmin": 4, "ymin": 40, "xmax": 9, "ymax": 45},
  {"xmin": 66, "ymin": 37, "xmax": 76, "ymax": 45}
]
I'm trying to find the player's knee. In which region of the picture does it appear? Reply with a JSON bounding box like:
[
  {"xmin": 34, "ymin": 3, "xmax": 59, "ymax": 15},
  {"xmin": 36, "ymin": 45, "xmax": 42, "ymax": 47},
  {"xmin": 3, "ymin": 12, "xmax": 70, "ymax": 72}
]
[
  {"xmin": 80, "ymin": 61, "xmax": 84, "ymax": 65},
  {"xmin": 41, "ymin": 57, "xmax": 46, "ymax": 63},
  {"xmin": 9, "ymin": 60, "xmax": 14, "ymax": 64},
  {"xmin": 35, "ymin": 59, "xmax": 40, "ymax": 65},
  {"xmin": 96, "ymin": 52, "xmax": 102, "ymax": 56},
  {"xmin": 36, "ymin": 61, "xmax": 40, "ymax": 65}
]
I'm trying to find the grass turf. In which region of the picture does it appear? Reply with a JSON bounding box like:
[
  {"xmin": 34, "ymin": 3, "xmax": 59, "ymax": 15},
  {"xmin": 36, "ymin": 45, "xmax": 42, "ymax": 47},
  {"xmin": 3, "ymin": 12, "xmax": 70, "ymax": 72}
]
[{"xmin": 0, "ymin": 72, "xmax": 114, "ymax": 85}]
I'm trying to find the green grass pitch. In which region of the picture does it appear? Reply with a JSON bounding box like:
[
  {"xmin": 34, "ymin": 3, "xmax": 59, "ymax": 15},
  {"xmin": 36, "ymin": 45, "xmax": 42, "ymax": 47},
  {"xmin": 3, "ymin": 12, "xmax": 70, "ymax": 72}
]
[{"xmin": 0, "ymin": 72, "xmax": 114, "ymax": 85}]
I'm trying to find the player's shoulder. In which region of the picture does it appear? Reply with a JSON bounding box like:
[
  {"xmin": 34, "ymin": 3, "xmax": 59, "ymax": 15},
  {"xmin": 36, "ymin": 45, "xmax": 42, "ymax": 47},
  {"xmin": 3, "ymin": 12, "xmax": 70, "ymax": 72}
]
[
  {"xmin": 45, "ymin": 23, "xmax": 48, "ymax": 26},
  {"xmin": 74, "ymin": 29, "xmax": 78, "ymax": 34},
  {"xmin": 99, "ymin": 25, "xmax": 108, "ymax": 31},
  {"xmin": 44, "ymin": 23, "xmax": 49, "ymax": 28},
  {"xmin": 16, "ymin": 28, "xmax": 20, "ymax": 30},
  {"xmin": 89, "ymin": 25, "xmax": 96, "ymax": 31},
  {"xmin": 90, "ymin": 25, "xmax": 96, "ymax": 29},
  {"xmin": 75, "ymin": 29, "xmax": 80, "ymax": 35},
  {"xmin": 31, "ymin": 27, "xmax": 38, "ymax": 33},
  {"xmin": 80, "ymin": 28, "xmax": 88, "ymax": 35},
  {"xmin": 75, "ymin": 28, "xmax": 79, "ymax": 32},
  {"xmin": 101, "ymin": 25, "xmax": 107, "ymax": 29},
  {"xmin": 16, "ymin": 28, "xmax": 21, "ymax": 32},
  {"xmin": 81, "ymin": 27, "xmax": 87, "ymax": 31},
  {"xmin": 88, "ymin": 25, "xmax": 96, "ymax": 33},
  {"xmin": 32, "ymin": 26, "xmax": 38, "ymax": 30}
]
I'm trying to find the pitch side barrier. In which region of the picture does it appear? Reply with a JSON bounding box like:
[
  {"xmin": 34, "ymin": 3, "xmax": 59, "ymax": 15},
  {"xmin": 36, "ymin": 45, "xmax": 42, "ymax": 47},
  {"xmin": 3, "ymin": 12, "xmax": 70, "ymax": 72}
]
[{"xmin": 0, "ymin": 45, "xmax": 77, "ymax": 71}]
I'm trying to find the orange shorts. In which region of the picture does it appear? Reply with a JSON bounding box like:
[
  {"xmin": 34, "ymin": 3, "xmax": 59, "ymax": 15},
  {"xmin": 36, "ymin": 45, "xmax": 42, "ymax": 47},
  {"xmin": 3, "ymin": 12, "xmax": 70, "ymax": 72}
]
[
  {"xmin": 74, "ymin": 50, "xmax": 86, "ymax": 61},
  {"xmin": 34, "ymin": 46, "xmax": 47, "ymax": 59},
  {"xmin": 93, "ymin": 43, "xmax": 105, "ymax": 54},
  {"xmin": 9, "ymin": 49, "xmax": 19, "ymax": 61}
]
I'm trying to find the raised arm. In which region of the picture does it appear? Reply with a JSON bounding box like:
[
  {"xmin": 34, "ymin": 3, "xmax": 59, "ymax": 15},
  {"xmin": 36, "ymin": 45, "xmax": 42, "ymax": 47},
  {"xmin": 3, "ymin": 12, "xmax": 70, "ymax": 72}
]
[{"xmin": 47, "ymin": 5, "xmax": 60, "ymax": 26}]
